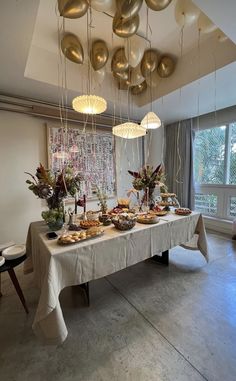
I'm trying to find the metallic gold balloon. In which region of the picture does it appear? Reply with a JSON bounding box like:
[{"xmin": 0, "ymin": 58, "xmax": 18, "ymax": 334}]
[
  {"xmin": 140, "ymin": 49, "xmax": 159, "ymax": 78},
  {"xmin": 61, "ymin": 33, "xmax": 84, "ymax": 64},
  {"xmin": 117, "ymin": 0, "xmax": 143, "ymax": 20},
  {"xmin": 113, "ymin": 69, "xmax": 131, "ymax": 83},
  {"xmin": 131, "ymin": 80, "xmax": 147, "ymax": 95},
  {"xmin": 111, "ymin": 48, "xmax": 129, "ymax": 73},
  {"xmin": 145, "ymin": 0, "xmax": 172, "ymax": 11},
  {"xmin": 130, "ymin": 64, "xmax": 144, "ymax": 86},
  {"xmin": 157, "ymin": 55, "xmax": 175, "ymax": 78},
  {"xmin": 90, "ymin": 40, "xmax": 109, "ymax": 71},
  {"xmin": 113, "ymin": 13, "xmax": 140, "ymax": 38},
  {"xmin": 58, "ymin": 0, "xmax": 89, "ymax": 19}
]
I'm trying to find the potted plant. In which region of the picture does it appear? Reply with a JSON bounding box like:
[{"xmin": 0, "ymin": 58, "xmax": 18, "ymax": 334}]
[{"xmin": 25, "ymin": 164, "xmax": 82, "ymax": 230}]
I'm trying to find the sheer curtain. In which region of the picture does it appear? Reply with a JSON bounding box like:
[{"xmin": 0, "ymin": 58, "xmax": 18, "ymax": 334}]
[{"xmin": 164, "ymin": 119, "xmax": 194, "ymax": 209}]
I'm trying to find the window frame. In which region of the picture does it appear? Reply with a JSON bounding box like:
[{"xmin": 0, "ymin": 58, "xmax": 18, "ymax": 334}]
[{"xmin": 194, "ymin": 122, "xmax": 236, "ymax": 220}]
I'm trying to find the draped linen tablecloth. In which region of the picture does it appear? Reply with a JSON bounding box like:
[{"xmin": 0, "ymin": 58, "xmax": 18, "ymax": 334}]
[{"xmin": 25, "ymin": 212, "xmax": 208, "ymax": 345}]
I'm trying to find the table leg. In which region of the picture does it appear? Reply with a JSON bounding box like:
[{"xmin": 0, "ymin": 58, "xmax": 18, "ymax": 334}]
[
  {"xmin": 8, "ymin": 268, "xmax": 29, "ymax": 314},
  {"xmin": 79, "ymin": 282, "xmax": 90, "ymax": 306},
  {"xmin": 151, "ymin": 250, "xmax": 169, "ymax": 266}
]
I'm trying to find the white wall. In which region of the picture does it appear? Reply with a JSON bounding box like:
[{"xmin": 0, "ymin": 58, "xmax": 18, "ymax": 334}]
[
  {"xmin": 144, "ymin": 126, "xmax": 164, "ymax": 167},
  {"xmin": 0, "ymin": 111, "xmax": 143, "ymax": 243}
]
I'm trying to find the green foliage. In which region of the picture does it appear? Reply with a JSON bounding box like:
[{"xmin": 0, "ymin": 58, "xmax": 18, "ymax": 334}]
[
  {"xmin": 41, "ymin": 208, "xmax": 64, "ymax": 224},
  {"xmin": 96, "ymin": 187, "xmax": 107, "ymax": 214}
]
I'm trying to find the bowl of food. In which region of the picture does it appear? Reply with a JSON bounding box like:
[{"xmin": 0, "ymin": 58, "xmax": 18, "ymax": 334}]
[
  {"xmin": 86, "ymin": 211, "xmax": 100, "ymax": 221},
  {"xmin": 112, "ymin": 213, "xmax": 136, "ymax": 231}
]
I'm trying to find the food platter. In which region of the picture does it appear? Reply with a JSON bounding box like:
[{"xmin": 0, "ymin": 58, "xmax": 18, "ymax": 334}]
[
  {"xmin": 58, "ymin": 227, "xmax": 104, "ymax": 245},
  {"xmin": 79, "ymin": 220, "xmax": 101, "ymax": 229},
  {"xmin": 175, "ymin": 208, "xmax": 192, "ymax": 216},
  {"xmin": 152, "ymin": 210, "xmax": 168, "ymax": 216},
  {"xmin": 137, "ymin": 214, "xmax": 160, "ymax": 224}
]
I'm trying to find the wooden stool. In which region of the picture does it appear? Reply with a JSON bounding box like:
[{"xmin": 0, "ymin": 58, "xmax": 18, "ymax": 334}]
[{"xmin": 0, "ymin": 254, "xmax": 29, "ymax": 313}]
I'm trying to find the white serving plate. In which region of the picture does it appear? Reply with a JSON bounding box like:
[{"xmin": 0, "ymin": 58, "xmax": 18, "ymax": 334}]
[
  {"xmin": 0, "ymin": 241, "xmax": 15, "ymax": 252},
  {"xmin": 2, "ymin": 244, "xmax": 26, "ymax": 260},
  {"xmin": 0, "ymin": 256, "xmax": 5, "ymax": 267}
]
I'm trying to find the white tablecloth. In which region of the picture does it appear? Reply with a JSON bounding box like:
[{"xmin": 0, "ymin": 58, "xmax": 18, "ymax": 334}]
[{"xmin": 25, "ymin": 212, "xmax": 208, "ymax": 345}]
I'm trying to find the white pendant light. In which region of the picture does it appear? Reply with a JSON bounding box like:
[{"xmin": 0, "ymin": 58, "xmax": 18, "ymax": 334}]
[
  {"xmin": 72, "ymin": 95, "xmax": 107, "ymax": 115},
  {"xmin": 141, "ymin": 112, "xmax": 161, "ymax": 130},
  {"xmin": 112, "ymin": 122, "xmax": 146, "ymax": 139}
]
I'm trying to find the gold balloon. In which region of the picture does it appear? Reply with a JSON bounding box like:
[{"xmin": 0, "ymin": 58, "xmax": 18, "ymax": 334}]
[
  {"xmin": 113, "ymin": 13, "xmax": 140, "ymax": 38},
  {"xmin": 117, "ymin": 0, "xmax": 143, "ymax": 20},
  {"xmin": 113, "ymin": 69, "xmax": 131, "ymax": 83},
  {"xmin": 111, "ymin": 48, "xmax": 129, "ymax": 73},
  {"xmin": 131, "ymin": 80, "xmax": 147, "ymax": 95},
  {"xmin": 157, "ymin": 55, "xmax": 175, "ymax": 78},
  {"xmin": 90, "ymin": 40, "xmax": 109, "ymax": 71},
  {"xmin": 58, "ymin": 0, "xmax": 89, "ymax": 19},
  {"xmin": 140, "ymin": 49, "xmax": 159, "ymax": 78},
  {"xmin": 61, "ymin": 33, "xmax": 84, "ymax": 64},
  {"xmin": 145, "ymin": 0, "xmax": 172, "ymax": 11}
]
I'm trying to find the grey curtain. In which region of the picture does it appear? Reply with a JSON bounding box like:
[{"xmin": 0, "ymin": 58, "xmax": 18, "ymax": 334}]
[{"xmin": 164, "ymin": 119, "xmax": 194, "ymax": 209}]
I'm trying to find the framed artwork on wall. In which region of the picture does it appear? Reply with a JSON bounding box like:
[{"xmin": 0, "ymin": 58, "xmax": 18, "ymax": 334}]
[{"xmin": 47, "ymin": 125, "xmax": 116, "ymax": 199}]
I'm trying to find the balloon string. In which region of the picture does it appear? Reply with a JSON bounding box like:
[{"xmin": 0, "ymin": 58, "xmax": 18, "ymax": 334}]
[
  {"xmin": 197, "ymin": 29, "xmax": 201, "ymax": 133},
  {"xmin": 175, "ymin": 24, "xmax": 185, "ymax": 184}
]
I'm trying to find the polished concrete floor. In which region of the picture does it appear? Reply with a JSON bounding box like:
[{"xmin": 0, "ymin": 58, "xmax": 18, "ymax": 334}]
[{"xmin": 0, "ymin": 231, "xmax": 236, "ymax": 381}]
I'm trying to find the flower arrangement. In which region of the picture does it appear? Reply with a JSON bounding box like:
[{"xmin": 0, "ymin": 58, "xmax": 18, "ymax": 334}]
[
  {"xmin": 25, "ymin": 164, "xmax": 82, "ymax": 229},
  {"xmin": 128, "ymin": 164, "xmax": 168, "ymax": 208}
]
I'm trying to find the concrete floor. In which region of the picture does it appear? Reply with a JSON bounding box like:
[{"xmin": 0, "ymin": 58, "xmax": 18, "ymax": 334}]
[{"xmin": 0, "ymin": 232, "xmax": 236, "ymax": 381}]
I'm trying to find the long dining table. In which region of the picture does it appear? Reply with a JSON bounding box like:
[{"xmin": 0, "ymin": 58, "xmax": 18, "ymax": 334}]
[{"xmin": 25, "ymin": 211, "xmax": 209, "ymax": 345}]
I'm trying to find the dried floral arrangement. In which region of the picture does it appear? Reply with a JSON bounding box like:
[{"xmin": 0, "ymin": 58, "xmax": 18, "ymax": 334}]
[{"xmin": 25, "ymin": 164, "xmax": 82, "ymax": 229}]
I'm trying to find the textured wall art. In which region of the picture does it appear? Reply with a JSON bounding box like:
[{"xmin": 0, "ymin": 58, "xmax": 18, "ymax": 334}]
[{"xmin": 47, "ymin": 126, "xmax": 116, "ymax": 198}]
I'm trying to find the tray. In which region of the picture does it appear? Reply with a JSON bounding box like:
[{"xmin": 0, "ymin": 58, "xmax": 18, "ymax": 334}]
[
  {"xmin": 153, "ymin": 210, "xmax": 168, "ymax": 216},
  {"xmin": 175, "ymin": 209, "xmax": 192, "ymax": 216},
  {"xmin": 137, "ymin": 217, "xmax": 160, "ymax": 224},
  {"xmin": 57, "ymin": 231, "xmax": 104, "ymax": 245}
]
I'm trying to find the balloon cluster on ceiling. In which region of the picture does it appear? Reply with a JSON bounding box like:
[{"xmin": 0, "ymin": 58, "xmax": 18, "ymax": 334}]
[
  {"xmin": 59, "ymin": 0, "xmax": 176, "ymax": 96},
  {"xmin": 59, "ymin": 0, "xmax": 227, "ymax": 97}
]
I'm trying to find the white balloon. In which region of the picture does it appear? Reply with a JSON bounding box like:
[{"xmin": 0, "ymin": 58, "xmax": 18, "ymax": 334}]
[
  {"xmin": 197, "ymin": 12, "xmax": 217, "ymax": 34},
  {"xmin": 175, "ymin": 0, "xmax": 200, "ymax": 28},
  {"xmin": 90, "ymin": 0, "xmax": 116, "ymax": 15},
  {"xmin": 216, "ymin": 29, "xmax": 228, "ymax": 43},
  {"xmin": 124, "ymin": 35, "xmax": 146, "ymax": 68},
  {"xmin": 130, "ymin": 64, "xmax": 144, "ymax": 86},
  {"xmin": 93, "ymin": 67, "xmax": 106, "ymax": 85},
  {"xmin": 145, "ymin": 70, "xmax": 161, "ymax": 88}
]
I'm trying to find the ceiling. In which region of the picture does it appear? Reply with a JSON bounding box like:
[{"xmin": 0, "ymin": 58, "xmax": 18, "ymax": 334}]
[{"xmin": 0, "ymin": 0, "xmax": 236, "ymax": 124}]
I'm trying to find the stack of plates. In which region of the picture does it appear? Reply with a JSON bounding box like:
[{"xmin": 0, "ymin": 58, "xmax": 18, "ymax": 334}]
[
  {"xmin": 2, "ymin": 244, "xmax": 26, "ymax": 260},
  {"xmin": 0, "ymin": 256, "xmax": 5, "ymax": 267}
]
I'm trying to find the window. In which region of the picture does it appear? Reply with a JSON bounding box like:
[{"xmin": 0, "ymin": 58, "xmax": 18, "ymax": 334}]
[{"xmin": 194, "ymin": 122, "xmax": 236, "ymax": 220}]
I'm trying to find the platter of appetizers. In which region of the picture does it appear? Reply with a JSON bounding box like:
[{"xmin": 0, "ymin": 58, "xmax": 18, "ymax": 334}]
[
  {"xmin": 175, "ymin": 208, "xmax": 192, "ymax": 216},
  {"xmin": 137, "ymin": 214, "xmax": 160, "ymax": 224},
  {"xmin": 80, "ymin": 220, "xmax": 101, "ymax": 229},
  {"xmin": 58, "ymin": 227, "xmax": 104, "ymax": 245}
]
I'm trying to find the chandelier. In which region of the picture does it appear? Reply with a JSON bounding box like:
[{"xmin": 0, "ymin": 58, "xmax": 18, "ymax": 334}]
[
  {"xmin": 72, "ymin": 94, "xmax": 107, "ymax": 114},
  {"xmin": 141, "ymin": 111, "xmax": 161, "ymax": 130},
  {"xmin": 112, "ymin": 122, "xmax": 146, "ymax": 139}
]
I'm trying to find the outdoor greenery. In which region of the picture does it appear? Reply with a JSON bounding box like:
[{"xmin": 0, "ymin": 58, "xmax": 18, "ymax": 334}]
[{"xmin": 194, "ymin": 123, "xmax": 236, "ymax": 185}]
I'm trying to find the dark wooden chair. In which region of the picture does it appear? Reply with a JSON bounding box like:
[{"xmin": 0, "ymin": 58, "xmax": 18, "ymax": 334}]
[{"xmin": 0, "ymin": 254, "xmax": 29, "ymax": 314}]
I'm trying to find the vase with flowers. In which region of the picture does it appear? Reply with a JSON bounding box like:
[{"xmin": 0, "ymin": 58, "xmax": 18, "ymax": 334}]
[
  {"xmin": 128, "ymin": 164, "xmax": 167, "ymax": 210},
  {"xmin": 25, "ymin": 164, "xmax": 82, "ymax": 230}
]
